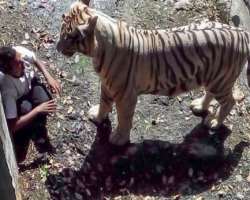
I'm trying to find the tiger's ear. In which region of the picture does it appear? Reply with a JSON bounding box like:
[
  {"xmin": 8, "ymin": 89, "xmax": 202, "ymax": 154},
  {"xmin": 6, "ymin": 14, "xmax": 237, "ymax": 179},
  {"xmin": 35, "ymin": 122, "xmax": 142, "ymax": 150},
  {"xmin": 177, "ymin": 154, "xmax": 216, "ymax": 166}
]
[{"xmin": 80, "ymin": 0, "xmax": 90, "ymax": 6}]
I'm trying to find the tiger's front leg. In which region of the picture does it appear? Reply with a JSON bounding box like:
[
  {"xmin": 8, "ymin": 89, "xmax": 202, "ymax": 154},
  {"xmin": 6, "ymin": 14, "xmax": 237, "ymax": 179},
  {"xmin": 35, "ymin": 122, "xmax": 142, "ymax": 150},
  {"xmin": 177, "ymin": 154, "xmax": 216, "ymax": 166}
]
[
  {"xmin": 88, "ymin": 85, "xmax": 113, "ymax": 124},
  {"xmin": 204, "ymin": 89, "xmax": 235, "ymax": 129},
  {"xmin": 190, "ymin": 91, "xmax": 214, "ymax": 115},
  {"xmin": 109, "ymin": 95, "xmax": 137, "ymax": 146}
]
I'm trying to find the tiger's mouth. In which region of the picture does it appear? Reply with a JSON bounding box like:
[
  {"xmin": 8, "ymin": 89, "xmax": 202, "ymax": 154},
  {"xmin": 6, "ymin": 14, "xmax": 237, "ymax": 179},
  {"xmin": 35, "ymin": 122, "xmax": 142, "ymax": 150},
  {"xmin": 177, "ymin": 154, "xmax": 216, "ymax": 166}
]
[
  {"xmin": 61, "ymin": 50, "xmax": 75, "ymax": 57},
  {"xmin": 57, "ymin": 45, "xmax": 75, "ymax": 57},
  {"xmin": 56, "ymin": 40, "xmax": 75, "ymax": 57}
]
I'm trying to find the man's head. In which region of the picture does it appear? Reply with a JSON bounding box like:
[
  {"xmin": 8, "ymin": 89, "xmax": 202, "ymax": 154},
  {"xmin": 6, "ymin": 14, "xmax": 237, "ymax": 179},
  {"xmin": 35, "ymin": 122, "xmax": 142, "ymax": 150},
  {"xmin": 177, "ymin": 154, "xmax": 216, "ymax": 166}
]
[{"xmin": 0, "ymin": 46, "xmax": 25, "ymax": 78}]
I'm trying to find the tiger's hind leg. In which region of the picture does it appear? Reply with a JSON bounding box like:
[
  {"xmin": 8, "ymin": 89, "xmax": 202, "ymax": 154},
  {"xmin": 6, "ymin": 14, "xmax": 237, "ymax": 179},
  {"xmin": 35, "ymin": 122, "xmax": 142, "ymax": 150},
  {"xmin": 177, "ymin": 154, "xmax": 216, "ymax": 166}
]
[
  {"xmin": 190, "ymin": 91, "xmax": 214, "ymax": 115},
  {"xmin": 204, "ymin": 89, "xmax": 235, "ymax": 129},
  {"xmin": 88, "ymin": 85, "xmax": 113, "ymax": 124}
]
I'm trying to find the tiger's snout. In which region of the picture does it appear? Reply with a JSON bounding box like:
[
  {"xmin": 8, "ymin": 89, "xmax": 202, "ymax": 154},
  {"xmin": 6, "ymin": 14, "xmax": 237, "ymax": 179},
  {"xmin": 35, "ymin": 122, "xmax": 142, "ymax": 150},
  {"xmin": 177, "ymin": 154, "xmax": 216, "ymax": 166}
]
[
  {"xmin": 56, "ymin": 39, "xmax": 75, "ymax": 57},
  {"xmin": 56, "ymin": 40, "xmax": 63, "ymax": 53}
]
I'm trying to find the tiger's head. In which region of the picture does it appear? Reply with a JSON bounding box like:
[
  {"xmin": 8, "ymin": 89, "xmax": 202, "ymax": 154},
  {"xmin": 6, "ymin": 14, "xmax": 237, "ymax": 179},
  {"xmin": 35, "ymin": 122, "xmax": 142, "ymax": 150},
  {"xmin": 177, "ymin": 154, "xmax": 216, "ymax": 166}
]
[{"xmin": 56, "ymin": 1, "xmax": 98, "ymax": 57}]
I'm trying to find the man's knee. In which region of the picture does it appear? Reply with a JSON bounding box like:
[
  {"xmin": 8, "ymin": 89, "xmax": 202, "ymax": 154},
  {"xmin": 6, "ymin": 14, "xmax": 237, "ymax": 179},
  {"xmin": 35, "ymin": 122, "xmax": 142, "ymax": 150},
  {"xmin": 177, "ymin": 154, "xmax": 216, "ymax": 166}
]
[
  {"xmin": 19, "ymin": 100, "xmax": 32, "ymax": 115},
  {"xmin": 31, "ymin": 85, "xmax": 51, "ymax": 105}
]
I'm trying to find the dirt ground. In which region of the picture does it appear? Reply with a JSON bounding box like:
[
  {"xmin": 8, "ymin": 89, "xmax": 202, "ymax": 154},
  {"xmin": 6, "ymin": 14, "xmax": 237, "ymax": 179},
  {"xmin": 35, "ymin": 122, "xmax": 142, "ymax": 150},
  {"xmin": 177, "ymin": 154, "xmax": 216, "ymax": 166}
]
[{"xmin": 0, "ymin": 0, "xmax": 250, "ymax": 199}]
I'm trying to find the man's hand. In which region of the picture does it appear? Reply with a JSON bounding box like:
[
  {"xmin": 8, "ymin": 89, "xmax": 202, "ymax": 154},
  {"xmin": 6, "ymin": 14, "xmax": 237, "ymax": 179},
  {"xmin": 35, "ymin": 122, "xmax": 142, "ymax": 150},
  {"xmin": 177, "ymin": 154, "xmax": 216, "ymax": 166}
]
[
  {"xmin": 34, "ymin": 100, "xmax": 57, "ymax": 114},
  {"xmin": 8, "ymin": 100, "xmax": 57, "ymax": 134},
  {"xmin": 34, "ymin": 59, "xmax": 61, "ymax": 95},
  {"xmin": 47, "ymin": 77, "xmax": 61, "ymax": 95}
]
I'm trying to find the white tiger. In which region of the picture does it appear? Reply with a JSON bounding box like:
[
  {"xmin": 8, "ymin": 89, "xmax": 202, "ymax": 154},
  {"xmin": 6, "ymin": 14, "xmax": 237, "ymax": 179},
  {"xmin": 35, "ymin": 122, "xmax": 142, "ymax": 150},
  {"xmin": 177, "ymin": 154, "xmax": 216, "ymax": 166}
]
[{"xmin": 57, "ymin": 1, "xmax": 250, "ymax": 145}]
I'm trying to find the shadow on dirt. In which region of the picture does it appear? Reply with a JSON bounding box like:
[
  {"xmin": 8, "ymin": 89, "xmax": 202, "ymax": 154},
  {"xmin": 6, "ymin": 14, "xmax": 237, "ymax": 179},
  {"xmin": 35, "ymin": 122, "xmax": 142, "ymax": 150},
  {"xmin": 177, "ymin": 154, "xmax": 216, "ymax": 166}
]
[{"xmin": 46, "ymin": 121, "xmax": 249, "ymax": 199}]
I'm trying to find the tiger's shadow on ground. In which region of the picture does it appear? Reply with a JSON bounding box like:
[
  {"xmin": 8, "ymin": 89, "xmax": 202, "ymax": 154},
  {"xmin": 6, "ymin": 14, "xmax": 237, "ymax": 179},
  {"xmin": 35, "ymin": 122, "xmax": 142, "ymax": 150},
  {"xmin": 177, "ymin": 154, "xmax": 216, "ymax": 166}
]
[{"xmin": 46, "ymin": 120, "xmax": 249, "ymax": 199}]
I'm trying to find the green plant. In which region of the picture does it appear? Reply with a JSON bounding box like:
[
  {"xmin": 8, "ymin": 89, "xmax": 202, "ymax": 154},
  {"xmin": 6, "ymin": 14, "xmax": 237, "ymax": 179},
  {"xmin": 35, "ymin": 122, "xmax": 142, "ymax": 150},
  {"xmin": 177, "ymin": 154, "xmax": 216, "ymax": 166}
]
[
  {"xmin": 73, "ymin": 56, "xmax": 92, "ymax": 75},
  {"xmin": 39, "ymin": 164, "xmax": 49, "ymax": 182}
]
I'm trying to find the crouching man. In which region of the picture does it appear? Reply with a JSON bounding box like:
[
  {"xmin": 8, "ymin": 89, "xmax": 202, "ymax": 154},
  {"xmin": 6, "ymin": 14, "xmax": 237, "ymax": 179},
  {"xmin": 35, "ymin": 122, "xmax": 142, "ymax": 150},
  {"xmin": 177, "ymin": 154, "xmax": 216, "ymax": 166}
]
[{"xmin": 0, "ymin": 46, "xmax": 61, "ymax": 163}]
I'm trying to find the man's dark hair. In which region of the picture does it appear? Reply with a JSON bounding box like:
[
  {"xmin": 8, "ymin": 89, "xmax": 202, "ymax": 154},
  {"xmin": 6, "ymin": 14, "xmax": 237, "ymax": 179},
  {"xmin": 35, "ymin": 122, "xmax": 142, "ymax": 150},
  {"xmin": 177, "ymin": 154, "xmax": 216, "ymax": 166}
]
[{"xmin": 0, "ymin": 46, "xmax": 16, "ymax": 72}]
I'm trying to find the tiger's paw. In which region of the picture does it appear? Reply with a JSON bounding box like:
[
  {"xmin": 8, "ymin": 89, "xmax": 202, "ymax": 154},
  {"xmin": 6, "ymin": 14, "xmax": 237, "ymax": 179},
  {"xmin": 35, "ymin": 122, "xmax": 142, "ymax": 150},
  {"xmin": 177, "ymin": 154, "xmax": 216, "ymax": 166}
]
[
  {"xmin": 203, "ymin": 116, "xmax": 221, "ymax": 130},
  {"xmin": 109, "ymin": 130, "xmax": 130, "ymax": 146},
  {"xmin": 88, "ymin": 104, "xmax": 105, "ymax": 125},
  {"xmin": 190, "ymin": 98, "xmax": 207, "ymax": 114}
]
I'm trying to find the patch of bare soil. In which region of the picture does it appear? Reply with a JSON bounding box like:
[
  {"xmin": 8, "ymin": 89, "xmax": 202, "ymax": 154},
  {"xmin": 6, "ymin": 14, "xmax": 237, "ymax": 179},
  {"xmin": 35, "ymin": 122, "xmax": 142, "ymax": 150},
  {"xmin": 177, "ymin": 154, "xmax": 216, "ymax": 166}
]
[{"xmin": 0, "ymin": 0, "xmax": 250, "ymax": 199}]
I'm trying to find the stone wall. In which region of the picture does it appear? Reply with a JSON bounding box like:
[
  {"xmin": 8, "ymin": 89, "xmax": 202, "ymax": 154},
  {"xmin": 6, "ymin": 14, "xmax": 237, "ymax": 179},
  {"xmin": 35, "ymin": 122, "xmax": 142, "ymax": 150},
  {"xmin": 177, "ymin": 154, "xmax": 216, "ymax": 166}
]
[
  {"xmin": 0, "ymin": 94, "xmax": 21, "ymax": 200},
  {"xmin": 231, "ymin": 0, "xmax": 250, "ymax": 30}
]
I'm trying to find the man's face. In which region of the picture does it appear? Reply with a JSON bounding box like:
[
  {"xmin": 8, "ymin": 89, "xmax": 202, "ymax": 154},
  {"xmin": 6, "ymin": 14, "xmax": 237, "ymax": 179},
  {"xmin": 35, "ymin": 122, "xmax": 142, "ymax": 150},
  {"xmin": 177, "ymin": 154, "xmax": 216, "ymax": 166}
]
[{"xmin": 9, "ymin": 52, "xmax": 25, "ymax": 78}]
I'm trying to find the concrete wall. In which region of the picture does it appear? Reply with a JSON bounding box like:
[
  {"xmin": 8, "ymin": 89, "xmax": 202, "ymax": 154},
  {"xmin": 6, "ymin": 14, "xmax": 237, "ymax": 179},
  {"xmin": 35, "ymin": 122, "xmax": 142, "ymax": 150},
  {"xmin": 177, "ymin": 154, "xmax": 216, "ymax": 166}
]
[{"xmin": 0, "ymin": 94, "xmax": 21, "ymax": 200}]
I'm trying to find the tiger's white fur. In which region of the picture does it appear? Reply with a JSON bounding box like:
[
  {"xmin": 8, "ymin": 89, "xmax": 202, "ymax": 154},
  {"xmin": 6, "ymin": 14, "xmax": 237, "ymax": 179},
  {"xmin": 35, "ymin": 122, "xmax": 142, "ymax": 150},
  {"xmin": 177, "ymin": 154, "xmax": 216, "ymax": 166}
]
[{"xmin": 57, "ymin": 1, "xmax": 250, "ymax": 145}]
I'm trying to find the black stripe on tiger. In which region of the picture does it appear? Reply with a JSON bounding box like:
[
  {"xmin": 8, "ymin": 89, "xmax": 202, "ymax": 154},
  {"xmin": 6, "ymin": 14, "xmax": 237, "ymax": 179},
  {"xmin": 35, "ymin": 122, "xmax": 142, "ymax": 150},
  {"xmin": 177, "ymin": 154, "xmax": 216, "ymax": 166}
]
[
  {"xmin": 118, "ymin": 21, "xmax": 123, "ymax": 45},
  {"xmin": 151, "ymin": 31, "xmax": 160, "ymax": 92},
  {"xmin": 216, "ymin": 31, "xmax": 236, "ymax": 92},
  {"xmin": 154, "ymin": 30, "xmax": 165, "ymax": 91},
  {"xmin": 158, "ymin": 33, "xmax": 177, "ymax": 86},
  {"xmin": 174, "ymin": 31, "xmax": 195, "ymax": 75},
  {"xmin": 149, "ymin": 31, "xmax": 155, "ymax": 81},
  {"xmin": 239, "ymin": 30, "xmax": 247, "ymax": 73},
  {"xmin": 244, "ymin": 35, "xmax": 250, "ymax": 56},
  {"xmin": 132, "ymin": 28, "xmax": 141, "ymax": 79},
  {"xmin": 235, "ymin": 30, "xmax": 244, "ymax": 73},
  {"xmin": 190, "ymin": 30, "xmax": 210, "ymax": 76},
  {"xmin": 212, "ymin": 30, "xmax": 227, "ymax": 83},
  {"xmin": 120, "ymin": 27, "xmax": 135, "ymax": 100},
  {"xmin": 138, "ymin": 30, "xmax": 145, "ymax": 56},
  {"xmin": 169, "ymin": 35, "xmax": 189, "ymax": 80},
  {"xmin": 202, "ymin": 30, "xmax": 215, "ymax": 81},
  {"xmin": 244, "ymin": 32, "xmax": 250, "ymax": 44},
  {"xmin": 226, "ymin": 30, "xmax": 236, "ymax": 74},
  {"xmin": 104, "ymin": 24, "xmax": 117, "ymax": 80},
  {"xmin": 207, "ymin": 29, "xmax": 220, "ymax": 82},
  {"xmin": 209, "ymin": 30, "xmax": 229, "ymax": 93}
]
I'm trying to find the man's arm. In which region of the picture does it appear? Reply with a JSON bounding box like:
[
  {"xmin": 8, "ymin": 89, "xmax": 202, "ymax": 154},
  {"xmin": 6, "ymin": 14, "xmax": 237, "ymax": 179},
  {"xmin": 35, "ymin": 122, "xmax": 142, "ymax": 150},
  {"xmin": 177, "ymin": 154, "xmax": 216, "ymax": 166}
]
[
  {"xmin": 34, "ymin": 59, "xmax": 61, "ymax": 95},
  {"xmin": 7, "ymin": 100, "xmax": 57, "ymax": 134},
  {"xmin": 8, "ymin": 108, "xmax": 41, "ymax": 133}
]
